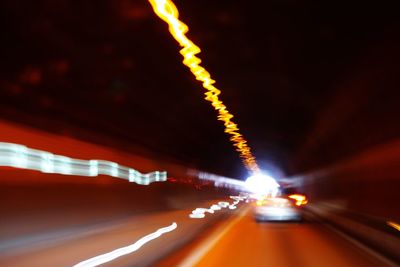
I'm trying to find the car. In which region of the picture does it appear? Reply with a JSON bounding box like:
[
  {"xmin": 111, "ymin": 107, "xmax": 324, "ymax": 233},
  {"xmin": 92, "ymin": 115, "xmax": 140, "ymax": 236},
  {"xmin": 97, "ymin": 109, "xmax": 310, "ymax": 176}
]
[{"xmin": 253, "ymin": 197, "xmax": 302, "ymax": 222}]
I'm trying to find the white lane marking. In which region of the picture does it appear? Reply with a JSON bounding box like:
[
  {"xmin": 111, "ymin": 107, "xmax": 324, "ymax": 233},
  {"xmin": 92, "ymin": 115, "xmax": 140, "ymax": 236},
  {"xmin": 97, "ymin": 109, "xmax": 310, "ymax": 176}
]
[
  {"xmin": 189, "ymin": 213, "xmax": 206, "ymax": 219},
  {"xmin": 178, "ymin": 206, "xmax": 249, "ymax": 267},
  {"xmin": 210, "ymin": 204, "xmax": 221, "ymax": 210},
  {"xmin": 218, "ymin": 202, "xmax": 229, "ymax": 208},
  {"xmin": 73, "ymin": 222, "xmax": 177, "ymax": 267},
  {"xmin": 189, "ymin": 208, "xmax": 214, "ymax": 219},
  {"xmin": 188, "ymin": 196, "xmax": 245, "ymax": 219}
]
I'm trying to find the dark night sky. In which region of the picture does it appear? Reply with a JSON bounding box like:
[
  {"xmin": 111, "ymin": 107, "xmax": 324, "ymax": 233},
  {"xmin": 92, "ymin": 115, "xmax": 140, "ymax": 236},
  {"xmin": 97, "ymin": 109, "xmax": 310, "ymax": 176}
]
[{"xmin": 1, "ymin": 0, "xmax": 399, "ymax": 178}]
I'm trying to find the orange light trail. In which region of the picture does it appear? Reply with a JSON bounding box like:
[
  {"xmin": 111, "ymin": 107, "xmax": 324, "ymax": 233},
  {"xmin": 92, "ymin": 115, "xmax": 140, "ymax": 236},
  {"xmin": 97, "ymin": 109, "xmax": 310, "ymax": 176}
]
[
  {"xmin": 148, "ymin": 0, "xmax": 259, "ymax": 173},
  {"xmin": 288, "ymin": 194, "xmax": 308, "ymax": 206},
  {"xmin": 387, "ymin": 221, "xmax": 400, "ymax": 231}
]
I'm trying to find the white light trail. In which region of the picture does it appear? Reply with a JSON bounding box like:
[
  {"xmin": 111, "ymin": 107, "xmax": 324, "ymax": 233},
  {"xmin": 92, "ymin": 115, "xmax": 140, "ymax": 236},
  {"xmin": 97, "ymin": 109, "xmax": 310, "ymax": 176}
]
[
  {"xmin": 0, "ymin": 142, "xmax": 167, "ymax": 185},
  {"xmin": 189, "ymin": 197, "xmax": 244, "ymax": 219},
  {"xmin": 194, "ymin": 170, "xmax": 247, "ymax": 191},
  {"xmin": 73, "ymin": 222, "xmax": 177, "ymax": 267}
]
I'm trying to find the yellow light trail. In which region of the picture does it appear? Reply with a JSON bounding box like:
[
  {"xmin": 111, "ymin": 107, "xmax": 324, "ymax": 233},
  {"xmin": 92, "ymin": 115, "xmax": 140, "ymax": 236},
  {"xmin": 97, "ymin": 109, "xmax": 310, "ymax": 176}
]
[
  {"xmin": 148, "ymin": 0, "xmax": 259, "ymax": 173},
  {"xmin": 288, "ymin": 194, "xmax": 308, "ymax": 206},
  {"xmin": 387, "ymin": 221, "xmax": 400, "ymax": 231}
]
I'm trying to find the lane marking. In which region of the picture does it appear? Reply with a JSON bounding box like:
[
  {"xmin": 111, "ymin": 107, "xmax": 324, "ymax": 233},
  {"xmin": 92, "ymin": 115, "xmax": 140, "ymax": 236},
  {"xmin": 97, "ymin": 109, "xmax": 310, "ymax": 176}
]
[
  {"xmin": 189, "ymin": 196, "xmax": 246, "ymax": 219},
  {"xmin": 73, "ymin": 222, "xmax": 177, "ymax": 267},
  {"xmin": 178, "ymin": 206, "xmax": 249, "ymax": 267}
]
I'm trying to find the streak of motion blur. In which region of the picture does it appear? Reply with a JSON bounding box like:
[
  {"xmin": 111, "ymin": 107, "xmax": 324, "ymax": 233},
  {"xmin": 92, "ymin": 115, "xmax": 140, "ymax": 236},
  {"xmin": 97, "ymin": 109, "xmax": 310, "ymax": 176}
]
[
  {"xmin": 2, "ymin": 122, "xmax": 399, "ymax": 267},
  {"xmin": 147, "ymin": 0, "xmax": 259, "ymax": 173},
  {"xmin": 73, "ymin": 223, "xmax": 177, "ymax": 267},
  {"xmin": 0, "ymin": 142, "xmax": 167, "ymax": 185},
  {"xmin": 1, "ymin": 0, "xmax": 399, "ymax": 266}
]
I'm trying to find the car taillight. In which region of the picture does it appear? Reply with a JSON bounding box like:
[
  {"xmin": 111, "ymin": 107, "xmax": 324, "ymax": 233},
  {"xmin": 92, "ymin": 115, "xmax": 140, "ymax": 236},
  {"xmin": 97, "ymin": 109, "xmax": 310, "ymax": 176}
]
[{"xmin": 288, "ymin": 194, "xmax": 308, "ymax": 206}]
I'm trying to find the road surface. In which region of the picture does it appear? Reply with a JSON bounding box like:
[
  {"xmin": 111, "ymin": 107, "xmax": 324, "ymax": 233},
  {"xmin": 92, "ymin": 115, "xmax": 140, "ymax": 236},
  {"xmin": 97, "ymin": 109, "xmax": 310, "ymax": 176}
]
[
  {"xmin": 157, "ymin": 207, "xmax": 397, "ymax": 267},
  {"xmin": 1, "ymin": 200, "xmax": 396, "ymax": 267}
]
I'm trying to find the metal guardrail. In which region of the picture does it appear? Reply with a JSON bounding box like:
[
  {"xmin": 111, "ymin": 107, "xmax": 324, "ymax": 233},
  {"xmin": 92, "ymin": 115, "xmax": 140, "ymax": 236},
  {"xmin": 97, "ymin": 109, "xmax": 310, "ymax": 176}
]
[{"xmin": 0, "ymin": 142, "xmax": 167, "ymax": 185}]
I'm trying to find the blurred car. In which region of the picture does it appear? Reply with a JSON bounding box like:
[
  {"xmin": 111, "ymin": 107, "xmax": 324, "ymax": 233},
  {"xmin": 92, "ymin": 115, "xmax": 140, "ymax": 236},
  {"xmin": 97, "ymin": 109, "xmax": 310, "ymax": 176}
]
[{"xmin": 253, "ymin": 197, "xmax": 302, "ymax": 222}]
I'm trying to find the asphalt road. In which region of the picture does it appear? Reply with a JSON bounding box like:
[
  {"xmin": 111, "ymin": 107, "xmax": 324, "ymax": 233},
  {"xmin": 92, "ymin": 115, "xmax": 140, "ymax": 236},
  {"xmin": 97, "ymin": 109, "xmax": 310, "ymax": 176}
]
[
  {"xmin": 0, "ymin": 199, "xmax": 236, "ymax": 267},
  {"xmin": 1, "ymin": 199, "xmax": 396, "ymax": 267},
  {"xmin": 0, "ymin": 167, "xmax": 237, "ymax": 267},
  {"xmin": 157, "ymin": 207, "xmax": 397, "ymax": 267},
  {"xmin": 0, "ymin": 179, "xmax": 393, "ymax": 267}
]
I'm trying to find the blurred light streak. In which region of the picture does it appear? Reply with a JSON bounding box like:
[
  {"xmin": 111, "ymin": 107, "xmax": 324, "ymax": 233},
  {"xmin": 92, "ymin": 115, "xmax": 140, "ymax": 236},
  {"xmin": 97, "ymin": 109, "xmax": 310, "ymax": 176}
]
[
  {"xmin": 288, "ymin": 194, "xmax": 308, "ymax": 206},
  {"xmin": 73, "ymin": 222, "xmax": 177, "ymax": 267},
  {"xmin": 387, "ymin": 221, "xmax": 400, "ymax": 231},
  {"xmin": 0, "ymin": 142, "xmax": 167, "ymax": 185},
  {"xmin": 189, "ymin": 208, "xmax": 214, "ymax": 219},
  {"xmin": 229, "ymin": 198, "xmax": 240, "ymax": 210},
  {"xmin": 148, "ymin": 0, "xmax": 259, "ymax": 173},
  {"xmin": 230, "ymin": 196, "xmax": 247, "ymax": 202},
  {"xmin": 245, "ymin": 174, "xmax": 280, "ymax": 197},
  {"xmin": 189, "ymin": 197, "xmax": 243, "ymax": 218},
  {"xmin": 218, "ymin": 201, "xmax": 230, "ymax": 208},
  {"xmin": 195, "ymin": 170, "xmax": 247, "ymax": 191}
]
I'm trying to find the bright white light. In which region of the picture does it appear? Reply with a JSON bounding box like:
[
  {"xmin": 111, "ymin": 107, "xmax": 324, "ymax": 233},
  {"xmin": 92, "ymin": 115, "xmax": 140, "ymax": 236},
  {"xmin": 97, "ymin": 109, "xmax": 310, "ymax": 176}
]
[
  {"xmin": 0, "ymin": 142, "xmax": 167, "ymax": 185},
  {"xmin": 218, "ymin": 202, "xmax": 230, "ymax": 208},
  {"xmin": 245, "ymin": 174, "xmax": 279, "ymax": 197},
  {"xmin": 41, "ymin": 152, "xmax": 54, "ymax": 173},
  {"xmin": 89, "ymin": 160, "xmax": 98, "ymax": 176},
  {"xmin": 194, "ymin": 170, "xmax": 246, "ymax": 190},
  {"xmin": 189, "ymin": 213, "xmax": 205, "ymax": 219},
  {"xmin": 73, "ymin": 222, "xmax": 177, "ymax": 267},
  {"xmin": 210, "ymin": 204, "xmax": 221, "ymax": 210},
  {"xmin": 110, "ymin": 162, "xmax": 119, "ymax": 177}
]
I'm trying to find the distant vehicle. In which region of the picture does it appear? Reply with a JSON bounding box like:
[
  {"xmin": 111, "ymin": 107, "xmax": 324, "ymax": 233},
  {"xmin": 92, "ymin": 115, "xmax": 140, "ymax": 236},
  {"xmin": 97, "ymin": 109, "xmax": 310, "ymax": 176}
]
[{"xmin": 253, "ymin": 197, "xmax": 303, "ymax": 222}]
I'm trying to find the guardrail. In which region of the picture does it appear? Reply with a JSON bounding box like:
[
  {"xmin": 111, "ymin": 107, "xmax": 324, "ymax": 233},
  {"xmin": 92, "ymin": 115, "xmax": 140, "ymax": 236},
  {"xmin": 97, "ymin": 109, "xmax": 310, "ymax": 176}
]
[{"xmin": 0, "ymin": 142, "xmax": 167, "ymax": 185}]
